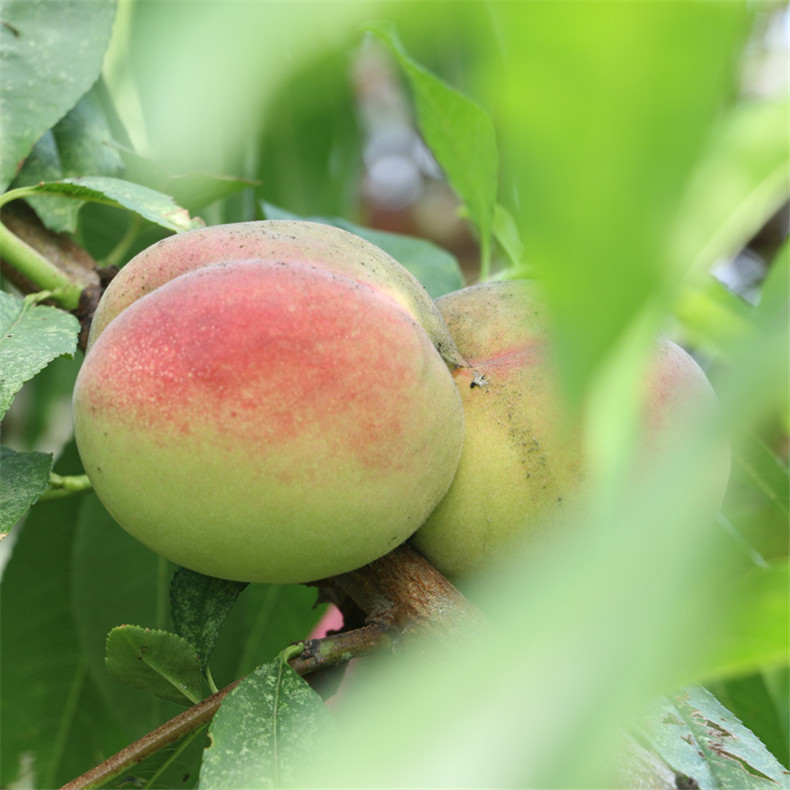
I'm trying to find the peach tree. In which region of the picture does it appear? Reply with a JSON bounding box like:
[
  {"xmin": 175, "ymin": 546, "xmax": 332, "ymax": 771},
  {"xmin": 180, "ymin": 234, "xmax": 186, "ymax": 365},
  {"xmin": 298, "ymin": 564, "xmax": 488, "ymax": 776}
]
[{"xmin": 1, "ymin": 2, "xmax": 788, "ymax": 788}]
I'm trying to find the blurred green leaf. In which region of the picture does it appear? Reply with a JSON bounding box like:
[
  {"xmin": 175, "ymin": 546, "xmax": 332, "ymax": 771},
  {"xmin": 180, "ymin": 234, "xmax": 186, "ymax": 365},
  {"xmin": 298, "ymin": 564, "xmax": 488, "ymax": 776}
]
[
  {"xmin": 675, "ymin": 98, "xmax": 790, "ymax": 277},
  {"xmin": 0, "ymin": 456, "xmax": 127, "ymax": 788},
  {"xmin": 0, "ymin": 291, "xmax": 79, "ymax": 419},
  {"xmin": 12, "ymin": 86, "xmax": 123, "ymax": 233},
  {"xmin": 368, "ymin": 21, "xmax": 498, "ymax": 278},
  {"xmin": 708, "ymin": 560, "xmax": 790, "ymax": 681},
  {"xmin": 635, "ymin": 686, "xmax": 790, "ymax": 789},
  {"xmin": 0, "ymin": 445, "xmax": 52, "ymax": 533},
  {"xmin": 106, "ymin": 625, "xmax": 210, "ymax": 706},
  {"xmin": 17, "ymin": 177, "xmax": 204, "ymax": 233},
  {"xmin": 488, "ymin": 2, "xmax": 749, "ymax": 399},
  {"xmin": 116, "ymin": 145, "xmax": 258, "ymax": 214},
  {"xmin": 252, "ymin": 48, "xmax": 362, "ymax": 220},
  {"xmin": 199, "ymin": 648, "xmax": 337, "ymax": 789},
  {"xmin": 261, "ymin": 202, "xmax": 464, "ymax": 298},
  {"xmin": 0, "ymin": 0, "xmax": 117, "ymax": 191},
  {"xmin": 170, "ymin": 567, "xmax": 248, "ymax": 674},
  {"xmin": 674, "ymin": 277, "xmax": 757, "ymax": 356},
  {"xmin": 733, "ymin": 433, "xmax": 789, "ymax": 520},
  {"xmin": 492, "ymin": 203, "xmax": 527, "ymax": 273}
]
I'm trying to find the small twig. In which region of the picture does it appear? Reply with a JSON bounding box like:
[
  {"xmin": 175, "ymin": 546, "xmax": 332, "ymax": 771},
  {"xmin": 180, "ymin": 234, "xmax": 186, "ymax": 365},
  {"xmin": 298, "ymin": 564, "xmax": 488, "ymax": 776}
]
[
  {"xmin": 330, "ymin": 542, "xmax": 484, "ymax": 639},
  {"xmin": 0, "ymin": 202, "xmax": 102, "ymax": 347},
  {"xmin": 59, "ymin": 679, "xmax": 241, "ymax": 790},
  {"xmin": 60, "ymin": 626, "xmax": 396, "ymax": 790},
  {"xmin": 59, "ymin": 545, "xmax": 480, "ymax": 790},
  {"xmin": 39, "ymin": 473, "xmax": 93, "ymax": 502}
]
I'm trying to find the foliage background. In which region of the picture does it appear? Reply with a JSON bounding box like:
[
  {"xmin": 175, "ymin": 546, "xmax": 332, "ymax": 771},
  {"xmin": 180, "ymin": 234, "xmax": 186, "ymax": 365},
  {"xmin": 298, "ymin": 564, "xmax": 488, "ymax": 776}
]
[{"xmin": 0, "ymin": 1, "xmax": 788, "ymax": 788}]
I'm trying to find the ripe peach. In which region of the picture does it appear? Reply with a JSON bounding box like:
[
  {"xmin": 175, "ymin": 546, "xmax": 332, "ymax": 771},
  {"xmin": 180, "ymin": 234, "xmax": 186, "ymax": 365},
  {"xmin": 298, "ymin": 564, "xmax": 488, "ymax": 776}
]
[
  {"xmin": 88, "ymin": 220, "xmax": 466, "ymax": 368},
  {"xmin": 412, "ymin": 280, "xmax": 728, "ymax": 580},
  {"xmin": 73, "ymin": 241, "xmax": 464, "ymax": 584}
]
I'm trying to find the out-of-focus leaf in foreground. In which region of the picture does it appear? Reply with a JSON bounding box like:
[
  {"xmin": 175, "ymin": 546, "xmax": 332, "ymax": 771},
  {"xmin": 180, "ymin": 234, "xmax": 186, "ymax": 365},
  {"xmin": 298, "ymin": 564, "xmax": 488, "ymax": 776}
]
[
  {"xmin": 674, "ymin": 97, "xmax": 790, "ymax": 279},
  {"xmin": 487, "ymin": 2, "xmax": 749, "ymax": 400},
  {"xmin": 303, "ymin": 231, "xmax": 787, "ymax": 788}
]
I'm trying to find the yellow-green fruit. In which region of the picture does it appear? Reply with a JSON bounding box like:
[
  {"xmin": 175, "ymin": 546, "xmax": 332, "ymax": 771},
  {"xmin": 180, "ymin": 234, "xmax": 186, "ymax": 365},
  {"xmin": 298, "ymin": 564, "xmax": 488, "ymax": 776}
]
[
  {"xmin": 412, "ymin": 280, "xmax": 727, "ymax": 580},
  {"xmin": 73, "ymin": 225, "xmax": 465, "ymax": 584}
]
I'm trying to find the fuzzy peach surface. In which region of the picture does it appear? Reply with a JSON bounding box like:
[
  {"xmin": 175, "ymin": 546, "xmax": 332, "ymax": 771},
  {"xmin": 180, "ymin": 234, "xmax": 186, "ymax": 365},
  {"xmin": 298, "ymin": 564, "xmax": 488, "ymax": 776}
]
[
  {"xmin": 74, "ymin": 260, "xmax": 464, "ymax": 584},
  {"xmin": 412, "ymin": 280, "xmax": 726, "ymax": 581}
]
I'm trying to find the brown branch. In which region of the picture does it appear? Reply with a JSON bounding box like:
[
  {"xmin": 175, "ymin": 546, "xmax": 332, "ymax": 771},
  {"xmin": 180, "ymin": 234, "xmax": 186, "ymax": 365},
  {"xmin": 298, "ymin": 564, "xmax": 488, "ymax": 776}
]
[
  {"xmin": 59, "ymin": 544, "xmax": 480, "ymax": 790},
  {"xmin": 0, "ymin": 202, "xmax": 103, "ymax": 349}
]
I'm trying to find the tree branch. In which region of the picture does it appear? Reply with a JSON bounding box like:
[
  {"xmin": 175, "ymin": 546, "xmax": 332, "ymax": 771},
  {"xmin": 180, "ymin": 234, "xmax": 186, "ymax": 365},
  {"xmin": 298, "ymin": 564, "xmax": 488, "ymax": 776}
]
[
  {"xmin": 59, "ymin": 544, "xmax": 480, "ymax": 790},
  {"xmin": 0, "ymin": 202, "xmax": 103, "ymax": 348}
]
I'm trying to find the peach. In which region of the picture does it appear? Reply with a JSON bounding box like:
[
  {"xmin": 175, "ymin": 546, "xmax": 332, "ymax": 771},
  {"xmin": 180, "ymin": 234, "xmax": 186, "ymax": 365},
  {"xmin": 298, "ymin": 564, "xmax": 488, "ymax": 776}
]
[
  {"xmin": 73, "ymin": 231, "xmax": 465, "ymax": 584},
  {"xmin": 88, "ymin": 220, "xmax": 466, "ymax": 368},
  {"xmin": 412, "ymin": 280, "xmax": 728, "ymax": 580}
]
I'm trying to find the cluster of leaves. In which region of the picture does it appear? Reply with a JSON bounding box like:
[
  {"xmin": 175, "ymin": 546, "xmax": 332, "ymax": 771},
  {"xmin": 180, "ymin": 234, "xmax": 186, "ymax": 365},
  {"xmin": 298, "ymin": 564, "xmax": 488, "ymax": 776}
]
[{"xmin": 1, "ymin": 1, "xmax": 788, "ymax": 788}]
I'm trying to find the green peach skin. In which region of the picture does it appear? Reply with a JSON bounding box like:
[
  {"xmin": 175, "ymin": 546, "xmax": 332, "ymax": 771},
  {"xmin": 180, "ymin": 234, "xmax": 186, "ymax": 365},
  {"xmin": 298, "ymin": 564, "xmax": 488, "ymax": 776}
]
[
  {"xmin": 73, "ymin": 260, "xmax": 464, "ymax": 584},
  {"xmin": 412, "ymin": 280, "xmax": 728, "ymax": 580},
  {"xmin": 89, "ymin": 220, "xmax": 467, "ymax": 368}
]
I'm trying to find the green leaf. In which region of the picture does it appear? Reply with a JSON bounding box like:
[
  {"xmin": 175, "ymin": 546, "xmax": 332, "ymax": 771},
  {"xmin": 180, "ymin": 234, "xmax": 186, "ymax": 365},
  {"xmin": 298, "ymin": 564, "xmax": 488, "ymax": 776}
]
[
  {"xmin": 0, "ymin": 291, "xmax": 80, "ymax": 419},
  {"xmin": 170, "ymin": 567, "xmax": 248, "ymax": 673},
  {"xmin": 261, "ymin": 202, "xmax": 464, "ymax": 298},
  {"xmin": 0, "ymin": 448, "xmax": 128, "ymax": 789},
  {"xmin": 708, "ymin": 671, "xmax": 790, "ymax": 771},
  {"xmin": 709, "ymin": 560, "xmax": 790, "ymax": 681},
  {"xmin": 12, "ymin": 86, "xmax": 124, "ymax": 233},
  {"xmin": 116, "ymin": 144, "xmax": 258, "ymax": 213},
  {"xmin": 213, "ymin": 583, "xmax": 327, "ymax": 688},
  {"xmin": 675, "ymin": 98, "xmax": 790, "ymax": 277},
  {"xmin": 492, "ymin": 203, "xmax": 527, "ymax": 272},
  {"xmin": 368, "ymin": 22, "xmax": 498, "ymax": 278},
  {"xmin": 733, "ymin": 432, "xmax": 789, "ymax": 520},
  {"xmin": 636, "ymin": 686, "xmax": 790, "ymax": 789},
  {"xmin": 674, "ymin": 277, "xmax": 758, "ymax": 357},
  {"xmin": 17, "ymin": 176, "xmax": 204, "ymax": 233},
  {"xmin": 0, "ymin": 0, "xmax": 118, "ymax": 191},
  {"xmin": 0, "ymin": 445, "xmax": 52, "ymax": 533},
  {"xmin": 106, "ymin": 625, "xmax": 211, "ymax": 706},
  {"xmin": 199, "ymin": 649, "xmax": 337, "ymax": 789},
  {"xmin": 489, "ymin": 3, "xmax": 749, "ymax": 399},
  {"xmin": 72, "ymin": 494, "xmax": 190, "ymax": 739}
]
